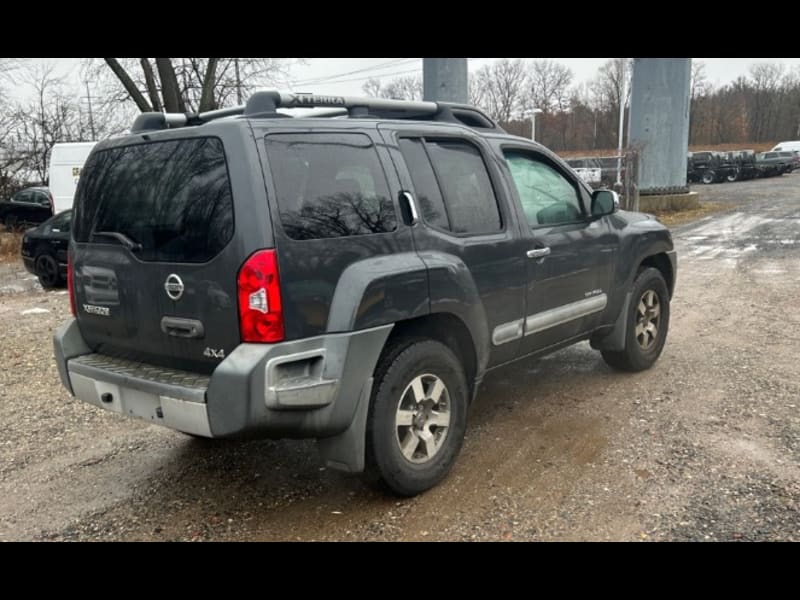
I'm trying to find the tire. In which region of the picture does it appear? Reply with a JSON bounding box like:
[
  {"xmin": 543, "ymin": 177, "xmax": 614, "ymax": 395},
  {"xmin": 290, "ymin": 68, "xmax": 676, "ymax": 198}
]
[
  {"xmin": 602, "ymin": 267, "xmax": 670, "ymax": 373},
  {"xmin": 4, "ymin": 214, "xmax": 18, "ymax": 232},
  {"xmin": 35, "ymin": 254, "xmax": 62, "ymax": 289},
  {"xmin": 365, "ymin": 339, "xmax": 468, "ymax": 497},
  {"xmin": 726, "ymin": 169, "xmax": 740, "ymax": 183},
  {"xmin": 701, "ymin": 170, "xmax": 716, "ymax": 185}
]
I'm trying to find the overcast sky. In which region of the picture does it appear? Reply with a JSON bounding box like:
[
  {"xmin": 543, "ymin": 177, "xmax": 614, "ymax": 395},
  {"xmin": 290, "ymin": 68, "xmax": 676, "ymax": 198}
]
[
  {"xmin": 287, "ymin": 58, "xmax": 800, "ymax": 95},
  {"xmin": 13, "ymin": 57, "xmax": 800, "ymax": 100}
]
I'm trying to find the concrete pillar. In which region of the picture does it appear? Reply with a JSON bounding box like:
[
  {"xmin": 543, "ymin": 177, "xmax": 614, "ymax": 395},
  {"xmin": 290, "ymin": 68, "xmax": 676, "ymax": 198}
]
[
  {"xmin": 423, "ymin": 58, "xmax": 468, "ymax": 104},
  {"xmin": 628, "ymin": 58, "xmax": 692, "ymax": 195}
]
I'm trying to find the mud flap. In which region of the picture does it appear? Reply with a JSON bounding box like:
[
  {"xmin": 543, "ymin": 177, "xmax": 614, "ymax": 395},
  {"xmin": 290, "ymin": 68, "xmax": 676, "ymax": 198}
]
[
  {"xmin": 590, "ymin": 292, "xmax": 632, "ymax": 352},
  {"xmin": 317, "ymin": 377, "xmax": 373, "ymax": 473}
]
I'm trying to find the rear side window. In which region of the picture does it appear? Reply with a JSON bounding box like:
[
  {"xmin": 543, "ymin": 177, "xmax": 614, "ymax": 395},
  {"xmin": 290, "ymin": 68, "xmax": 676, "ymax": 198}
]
[
  {"xmin": 73, "ymin": 137, "xmax": 233, "ymax": 263},
  {"xmin": 398, "ymin": 138, "xmax": 450, "ymax": 230},
  {"xmin": 425, "ymin": 140, "xmax": 502, "ymax": 234},
  {"xmin": 265, "ymin": 132, "xmax": 396, "ymax": 240}
]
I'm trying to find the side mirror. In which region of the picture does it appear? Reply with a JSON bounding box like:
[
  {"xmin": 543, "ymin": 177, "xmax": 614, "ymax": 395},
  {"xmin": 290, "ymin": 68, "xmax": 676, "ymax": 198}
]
[{"xmin": 591, "ymin": 190, "xmax": 619, "ymax": 217}]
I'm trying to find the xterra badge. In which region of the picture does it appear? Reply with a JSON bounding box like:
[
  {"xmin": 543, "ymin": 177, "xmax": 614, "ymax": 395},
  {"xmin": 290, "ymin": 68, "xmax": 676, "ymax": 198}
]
[{"xmin": 83, "ymin": 304, "xmax": 110, "ymax": 316}]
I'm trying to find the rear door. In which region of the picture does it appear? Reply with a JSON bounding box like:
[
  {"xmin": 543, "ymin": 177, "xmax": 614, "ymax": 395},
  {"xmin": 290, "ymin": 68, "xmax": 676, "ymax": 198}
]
[
  {"xmin": 380, "ymin": 125, "xmax": 528, "ymax": 367},
  {"xmin": 71, "ymin": 130, "xmax": 258, "ymax": 373}
]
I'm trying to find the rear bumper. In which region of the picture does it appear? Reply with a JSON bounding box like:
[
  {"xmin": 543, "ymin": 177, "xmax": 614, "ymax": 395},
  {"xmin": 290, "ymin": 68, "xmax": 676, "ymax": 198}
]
[{"xmin": 53, "ymin": 319, "xmax": 392, "ymax": 442}]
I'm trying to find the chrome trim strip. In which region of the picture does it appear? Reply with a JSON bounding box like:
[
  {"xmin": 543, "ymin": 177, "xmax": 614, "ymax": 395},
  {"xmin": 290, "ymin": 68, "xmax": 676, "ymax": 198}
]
[
  {"xmin": 492, "ymin": 319, "xmax": 524, "ymax": 346},
  {"xmin": 525, "ymin": 294, "xmax": 608, "ymax": 336}
]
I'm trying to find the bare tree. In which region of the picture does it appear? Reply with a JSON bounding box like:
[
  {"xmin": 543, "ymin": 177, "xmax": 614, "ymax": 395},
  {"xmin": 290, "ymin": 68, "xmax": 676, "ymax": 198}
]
[
  {"xmin": 362, "ymin": 77, "xmax": 383, "ymax": 98},
  {"xmin": 0, "ymin": 62, "xmax": 133, "ymax": 189},
  {"xmin": 361, "ymin": 75, "xmax": 422, "ymax": 101},
  {"xmin": 747, "ymin": 62, "xmax": 785, "ymax": 141},
  {"xmin": 690, "ymin": 60, "xmax": 710, "ymax": 101},
  {"xmin": 383, "ymin": 75, "xmax": 423, "ymax": 101},
  {"xmin": 526, "ymin": 60, "xmax": 573, "ymax": 113},
  {"xmin": 471, "ymin": 59, "xmax": 529, "ymax": 123},
  {"xmin": 93, "ymin": 58, "xmax": 302, "ymax": 114}
]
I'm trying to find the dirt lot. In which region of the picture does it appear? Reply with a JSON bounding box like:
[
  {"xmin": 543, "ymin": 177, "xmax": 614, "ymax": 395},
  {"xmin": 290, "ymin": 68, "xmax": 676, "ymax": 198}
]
[{"xmin": 0, "ymin": 174, "xmax": 798, "ymax": 541}]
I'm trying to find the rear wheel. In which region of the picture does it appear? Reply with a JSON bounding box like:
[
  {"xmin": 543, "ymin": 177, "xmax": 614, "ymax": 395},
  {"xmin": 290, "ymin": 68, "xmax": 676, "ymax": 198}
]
[
  {"xmin": 701, "ymin": 170, "xmax": 716, "ymax": 185},
  {"xmin": 365, "ymin": 339, "xmax": 468, "ymax": 497},
  {"xmin": 602, "ymin": 268, "xmax": 670, "ymax": 372},
  {"xmin": 35, "ymin": 253, "xmax": 62, "ymax": 289},
  {"xmin": 726, "ymin": 169, "xmax": 740, "ymax": 183}
]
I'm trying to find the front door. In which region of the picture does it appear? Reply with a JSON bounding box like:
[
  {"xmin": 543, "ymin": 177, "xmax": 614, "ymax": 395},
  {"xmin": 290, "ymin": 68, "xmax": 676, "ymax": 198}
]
[{"xmin": 501, "ymin": 148, "xmax": 618, "ymax": 355}]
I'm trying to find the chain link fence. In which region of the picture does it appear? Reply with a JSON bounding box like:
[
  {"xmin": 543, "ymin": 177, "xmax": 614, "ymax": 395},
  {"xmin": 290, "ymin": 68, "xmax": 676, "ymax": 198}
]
[{"xmin": 564, "ymin": 150, "xmax": 640, "ymax": 211}]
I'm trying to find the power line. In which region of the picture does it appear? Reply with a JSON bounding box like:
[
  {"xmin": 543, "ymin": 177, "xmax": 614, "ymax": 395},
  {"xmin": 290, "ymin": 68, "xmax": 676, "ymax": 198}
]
[
  {"xmin": 296, "ymin": 67, "xmax": 422, "ymax": 88},
  {"xmin": 291, "ymin": 58, "xmax": 418, "ymax": 86}
]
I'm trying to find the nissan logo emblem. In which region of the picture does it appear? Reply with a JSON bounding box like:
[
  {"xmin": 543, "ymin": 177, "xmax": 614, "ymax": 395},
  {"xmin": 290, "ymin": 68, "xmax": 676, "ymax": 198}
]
[{"xmin": 164, "ymin": 274, "xmax": 185, "ymax": 301}]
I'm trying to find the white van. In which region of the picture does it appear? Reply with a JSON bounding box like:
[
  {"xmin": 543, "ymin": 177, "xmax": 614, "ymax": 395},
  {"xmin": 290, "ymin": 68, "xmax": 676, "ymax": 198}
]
[
  {"xmin": 771, "ymin": 141, "xmax": 800, "ymax": 153},
  {"xmin": 49, "ymin": 142, "xmax": 96, "ymax": 213}
]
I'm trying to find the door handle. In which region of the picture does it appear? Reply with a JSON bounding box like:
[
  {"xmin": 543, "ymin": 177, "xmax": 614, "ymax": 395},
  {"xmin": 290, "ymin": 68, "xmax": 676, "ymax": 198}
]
[
  {"xmin": 399, "ymin": 191, "xmax": 418, "ymax": 225},
  {"xmin": 527, "ymin": 247, "xmax": 551, "ymax": 259},
  {"xmin": 161, "ymin": 316, "xmax": 205, "ymax": 339}
]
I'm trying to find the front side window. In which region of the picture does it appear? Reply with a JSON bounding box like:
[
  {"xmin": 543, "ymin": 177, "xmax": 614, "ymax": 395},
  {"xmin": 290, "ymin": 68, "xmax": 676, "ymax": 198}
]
[
  {"xmin": 504, "ymin": 152, "xmax": 585, "ymax": 228},
  {"xmin": 265, "ymin": 132, "xmax": 396, "ymax": 241}
]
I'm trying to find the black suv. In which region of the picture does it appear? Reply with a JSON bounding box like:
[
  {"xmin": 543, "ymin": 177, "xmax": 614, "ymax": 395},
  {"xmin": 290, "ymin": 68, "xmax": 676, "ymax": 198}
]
[
  {"xmin": 54, "ymin": 92, "xmax": 677, "ymax": 496},
  {"xmin": 1, "ymin": 186, "xmax": 54, "ymax": 231}
]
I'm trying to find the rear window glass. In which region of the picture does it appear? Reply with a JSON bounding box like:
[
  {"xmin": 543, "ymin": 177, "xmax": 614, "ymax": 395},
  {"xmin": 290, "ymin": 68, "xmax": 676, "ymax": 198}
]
[
  {"xmin": 265, "ymin": 132, "xmax": 396, "ymax": 240},
  {"xmin": 73, "ymin": 137, "xmax": 234, "ymax": 263}
]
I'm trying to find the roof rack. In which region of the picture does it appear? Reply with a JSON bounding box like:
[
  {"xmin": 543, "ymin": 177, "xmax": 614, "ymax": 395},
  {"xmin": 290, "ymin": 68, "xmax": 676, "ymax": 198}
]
[{"xmin": 130, "ymin": 90, "xmax": 504, "ymax": 134}]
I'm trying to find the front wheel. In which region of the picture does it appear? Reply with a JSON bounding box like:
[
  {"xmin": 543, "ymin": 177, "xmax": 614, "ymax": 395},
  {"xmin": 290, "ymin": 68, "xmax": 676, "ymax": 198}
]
[
  {"xmin": 365, "ymin": 339, "xmax": 468, "ymax": 497},
  {"xmin": 726, "ymin": 169, "xmax": 740, "ymax": 183},
  {"xmin": 602, "ymin": 268, "xmax": 670, "ymax": 372},
  {"xmin": 701, "ymin": 170, "xmax": 716, "ymax": 184}
]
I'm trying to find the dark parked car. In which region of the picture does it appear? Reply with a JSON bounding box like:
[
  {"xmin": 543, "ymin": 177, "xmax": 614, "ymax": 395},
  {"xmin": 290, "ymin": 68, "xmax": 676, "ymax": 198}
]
[
  {"xmin": 54, "ymin": 91, "xmax": 676, "ymax": 496},
  {"xmin": 687, "ymin": 151, "xmax": 737, "ymax": 184},
  {"xmin": 0, "ymin": 186, "xmax": 54, "ymax": 231},
  {"xmin": 775, "ymin": 151, "xmax": 799, "ymax": 172},
  {"xmin": 756, "ymin": 152, "xmax": 792, "ymax": 177},
  {"xmin": 21, "ymin": 209, "xmax": 71, "ymax": 289}
]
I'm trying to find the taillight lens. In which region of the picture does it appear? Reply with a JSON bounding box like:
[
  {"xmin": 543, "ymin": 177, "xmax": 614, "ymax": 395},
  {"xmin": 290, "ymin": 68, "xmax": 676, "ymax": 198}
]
[
  {"xmin": 237, "ymin": 249, "xmax": 284, "ymax": 343},
  {"xmin": 67, "ymin": 249, "xmax": 76, "ymax": 316}
]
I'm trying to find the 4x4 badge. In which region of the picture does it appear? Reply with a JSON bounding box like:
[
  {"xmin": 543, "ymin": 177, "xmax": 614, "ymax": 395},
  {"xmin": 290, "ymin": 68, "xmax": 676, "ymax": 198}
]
[{"xmin": 164, "ymin": 274, "xmax": 185, "ymax": 301}]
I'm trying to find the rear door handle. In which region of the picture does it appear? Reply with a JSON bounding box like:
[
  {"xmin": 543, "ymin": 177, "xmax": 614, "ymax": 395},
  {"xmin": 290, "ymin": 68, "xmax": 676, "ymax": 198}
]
[
  {"xmin": 161, "ymin": 317, "xmax": 205, "ymax": 339},
  {"xmin": 527, "ymin": 247, "xmax": 551, "ymax": 259}
]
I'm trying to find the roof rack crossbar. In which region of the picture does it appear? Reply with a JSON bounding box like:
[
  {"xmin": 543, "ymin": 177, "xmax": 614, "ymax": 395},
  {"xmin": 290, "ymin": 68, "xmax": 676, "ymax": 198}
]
[{"xmin": 130, "ymin": 90, "xmax": 503, "ymax": 134}]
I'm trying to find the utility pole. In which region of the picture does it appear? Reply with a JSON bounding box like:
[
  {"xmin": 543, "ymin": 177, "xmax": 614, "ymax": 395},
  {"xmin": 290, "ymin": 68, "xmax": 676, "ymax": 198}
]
[
  {"xmin": 628, "ymin": 58, "xmax": 692, "ymax": 196},
  {"xmin": 616, "ymin": 61, "xmax": 628, "ymax": 187},
  {"xmin": 235, "ymin": 58, "xmax": 243, "ymax": 105},
  {"xmin": 82, "ymin": 82, "xmax": 96, "ymax": 141},
  {"xmin": 423, "ymin": 58, "xmax": 468, "ymax": 104}
]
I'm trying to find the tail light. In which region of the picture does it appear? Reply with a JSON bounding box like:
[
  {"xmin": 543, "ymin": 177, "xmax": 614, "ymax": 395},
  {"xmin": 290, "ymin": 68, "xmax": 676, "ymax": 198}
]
[
  {"xmin": 237, "ymin": 249, "xmax": 284, "ymax": 343},
  {"xmin": 67, "ymin": 249, "xmax": 76, "ymax": 316},
  {"xmin": 48, "ymin": 191, "xmax": 55, "ymax": 215}
]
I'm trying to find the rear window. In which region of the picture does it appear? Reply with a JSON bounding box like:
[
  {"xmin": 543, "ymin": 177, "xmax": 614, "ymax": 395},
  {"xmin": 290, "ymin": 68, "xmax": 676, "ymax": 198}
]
[
  {"xmin": 265, "ymin": 132, "xmax": 396, "ymax": 240},
  {"xmin": 73, "ymin": 137, "xmax": 234, "ymax": 263}
]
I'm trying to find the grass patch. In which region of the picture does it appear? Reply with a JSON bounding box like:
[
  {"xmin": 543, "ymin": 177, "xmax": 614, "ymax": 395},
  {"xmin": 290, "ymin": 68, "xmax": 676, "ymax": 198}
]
[
  {"xmin": 0, "ymin": 232, "xmax": 23, "ymax": 263},
  {"xmin": 651, "ymin": 201, "xmax": 730, "ymax": 228}
]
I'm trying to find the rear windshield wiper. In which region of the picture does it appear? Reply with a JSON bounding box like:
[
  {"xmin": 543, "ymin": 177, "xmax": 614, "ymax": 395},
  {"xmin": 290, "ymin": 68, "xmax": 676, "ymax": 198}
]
[{"xmin": 92, "ymin": 231, "xmax": 143, "ymax": 252}]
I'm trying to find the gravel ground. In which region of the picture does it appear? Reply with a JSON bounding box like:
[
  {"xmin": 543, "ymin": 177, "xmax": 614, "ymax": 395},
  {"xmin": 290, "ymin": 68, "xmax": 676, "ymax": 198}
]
[{"xmin": 0, "ymin": 173, "xmax": 798, "ymax": 541}]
